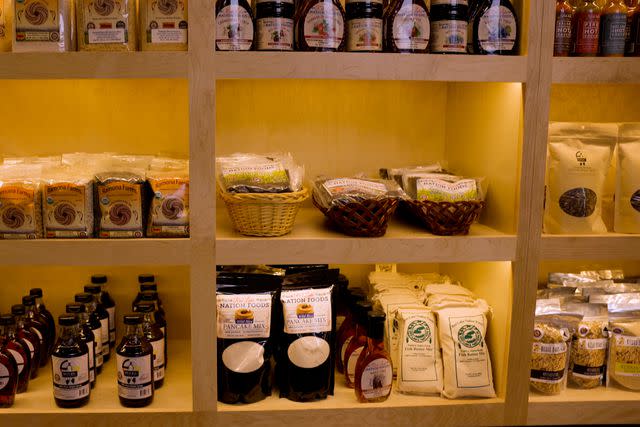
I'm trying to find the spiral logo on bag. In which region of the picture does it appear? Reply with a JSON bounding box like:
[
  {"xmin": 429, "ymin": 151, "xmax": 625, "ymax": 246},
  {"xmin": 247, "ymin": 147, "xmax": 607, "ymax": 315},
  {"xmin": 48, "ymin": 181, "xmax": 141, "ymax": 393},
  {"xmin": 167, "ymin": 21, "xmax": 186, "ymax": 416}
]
[
  {"xmin": 54, "ymin": 203, "xmax": 76, "ymax": 226},
  {"xmin": 93, "ymin": 0, "xmax": 116, "ymax": 16},
  {"xmin": 157, "ymin": 0, "xmax": 178, "ymax": 15},
  {"xmin": 109, "ymin": 203, "xmax": 132, "ymax": 226},
  {"xmin": 161, "ymin": 197, "xmax": 184, "ymax": 220},
  {"xmin": 2, "ymin": 206, "xmax": 25, "ymax": 229},
  {"xmin": 25, "ymin": 1, "xmax": 49, "ymax": 25}
]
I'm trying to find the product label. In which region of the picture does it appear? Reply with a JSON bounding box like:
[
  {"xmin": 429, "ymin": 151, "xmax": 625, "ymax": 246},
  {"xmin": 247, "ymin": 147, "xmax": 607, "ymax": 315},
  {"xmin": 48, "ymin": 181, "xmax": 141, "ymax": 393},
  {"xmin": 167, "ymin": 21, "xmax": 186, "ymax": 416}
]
[
  {"xmin": 303, "ymin": 2, "xmax": 344, "ymax": 49},
  {"xmin": 14, "ymin": 0, "xmax": 60, "ymax": 43},
  {"xmin": 100, "ymin": 318, "xmax": 109, "ymax": 356},
  {"xmin": 346, "ymin": 345, "xmax": 363, "ymax": 383},
  {"xmin": 430, "ymin": 19, "xmax": 467, "ymax": 53},
  {"xmin": 220, "ymin": 162, "xmax": 287, "ymax": 187},
  {"xmin": 392, "ymin": 4, "xmax": 430, "ymax": 50},
  {"xmin": 574, "ymin": 12, "xmax": 600, "ymax": 54},
  {"xmin": 216, "ymin": 5, "xmax": 253, "ymax": 50},
  {"xmin": 217, "ymin": 293, "xmax": 272, "ymax": 339},
  {"xmin": 416, "ymin": 177, "xmax": 477, "ymax": 202},
  {"xmin": 146, "ymin": 0, "xmax": 187, "ymax": 44},
  {"xmin": 87, "ymin": 338, "xmax": 95, "ymax": 382},
  {"xmin": 0, "ymin": 364, "xmax": 9, "ymax": 390},
  {"xmin": 43, "ymin": 182, "xmax": 89, "ymax": 237},
  {"xmin": 52, "ymin": 355, "xmax": 90, "ymax": 400},
  {"xmin": 577, "ymin": 337, "xmax": 608, "ymax": 350},
  {"xmin": 532, "ymin": 342, "xmax": 567, "ymax": 355},
  {"xmin": 530, "ymin": 368, "xmax": 565, "ymax": 383},
  {"xmin": 98, "ymin": 182, "xmax": 143, "ymax": 237},
  {"xmin": 401, "ymin": 316, "xmax": 439, "ymax": 382},
  {"xmin": 322, "ymin": 178, "xmax": 387, "ymax": 197},
  {"xmin": 7, "ymin": 349, "xmax": 25, "ymax": 375},
  {"xmin": 341, "ymin": 335, "xmax": 353, "ymax": 364},
  {"xmin": 151, "ymin": 338, "xmax": 165, "ymax": 381},
  {"xmin": 615, "ymin": 362, "xmax": 640, "ymax": 376},
  {"xmin": 600, "ymin": 12, "xmax": 627, "ymax": 55},
  {"xmin": 0, "ymin": 184, "xmax": 38, "ymax": 238},
  {"xmin": 257, "ymin": 17, "xmax": 294, "ymax": 50},
  {"xmin": 281, "ymin": 287, "xmax": 332, "ymax": 334},
  {"xmin": 478, "ymin": 5, "xmax": 516, "ymax": 52},
  {"xmin": 431, "ymin": 0, "xmax": 467, "ymax": 4},
  {"xmin": 572, "ymin": 363, "xmax": 604, "ymax": 379},
  {"xmin": 449, "ymin": 315, "xmax": 491, "ymax": 388},
  {"xmin": 347, "ymin": 18, "xmax": 382, "ymax": 51},
  {"xmin": 149, "ymin": 177, "xmax": 189, "ymax": 234},
  {"xmin": 83, "ymin": 0, "xmax": 132, "ymax": 44},
  {"xmin": 361, "ymin": 358, "xmax": 393, "ymax": 399},
  {"xmin": 554, "ymin": 10, "xmax": 573, "ymax": 55},
  {"xmin": 23, "ymin": 339, "xmax": 35, "ymax": 361},
  {"xmin": 92, "ymin": 327, "xmax": 103, "ymax": 367},
  {"xmin": 107, "ymin": 307, "xmax": 116, "ymax": 343},
  {"xmin": 117, "ymin": 354, "xmax": 153, "ymax": 399}
]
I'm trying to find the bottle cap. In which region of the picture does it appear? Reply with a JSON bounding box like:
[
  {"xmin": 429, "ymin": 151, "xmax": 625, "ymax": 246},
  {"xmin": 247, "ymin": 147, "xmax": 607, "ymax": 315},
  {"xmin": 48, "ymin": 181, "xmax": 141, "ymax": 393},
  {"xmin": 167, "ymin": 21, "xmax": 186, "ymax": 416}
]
[
  {"xmin": 22, "ymin": 295, "xmax": 36, "ymax": 306},
  {"xmin": 367, "ymin": 310, "xmax": 386, "ymax": 340},
  {"xmin": 138, "ymin": 274, "xmax": 155, "ymax": 284},
  {"xmin": 10, "ymin": 305, "xmax": 25, "ymax": 316},
  {"xmin": 140, "ymin": 283, "xmax": 158, "ymax": 292},
  {"xmin": 29, "ymin": 288, "xmax": 43, "ymax": 297},
  {"xmin": 135, "ymin": 303, "xmax": 155, "ymax": 313},
  {"xmin": 74, "ymin": 293, "xmax": 93, "ymax": 304},
  {"xmin": 58, "ymin": 314, "xmax": 79, "ymax": 326},
  {"xmin": 91, "ymin": 274, "xmax": 107, "ymax": 284},
  {"xmin": 66, "ymin": 303, "xmax": 86, "ymax": 314},
  {"xmin": 0, "ymin": 314, "xmax": 15, "ymax": 326},
  {"xmin": 84, "ymin": 284, "xmax": 101, "ymax": 294},
  {"xmin": 124, "ymin": 314, "xmax": 143, "ymax": 325}
]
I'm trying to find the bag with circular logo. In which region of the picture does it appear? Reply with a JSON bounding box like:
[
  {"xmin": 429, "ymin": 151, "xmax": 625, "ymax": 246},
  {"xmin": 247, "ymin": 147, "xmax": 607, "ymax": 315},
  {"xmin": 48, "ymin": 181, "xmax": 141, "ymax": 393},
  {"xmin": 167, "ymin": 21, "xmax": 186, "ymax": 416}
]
[
  {"xmin": 565, "ymin": 302, "xmax": 608, "ymax": 389},
  {"xmin": 606, "ymin": 295, "xmax": 640, "ymax": 390},
  {"xmin": 615, "ymin": 123, "xmax": 640, "ymax": 234}
]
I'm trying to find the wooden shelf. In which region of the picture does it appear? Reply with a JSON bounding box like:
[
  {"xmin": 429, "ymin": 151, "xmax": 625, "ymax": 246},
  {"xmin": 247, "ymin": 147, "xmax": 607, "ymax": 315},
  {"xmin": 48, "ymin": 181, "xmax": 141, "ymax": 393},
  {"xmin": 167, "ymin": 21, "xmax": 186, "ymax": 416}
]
[
  {"xmin": 216, "ymin": 208, "xmax": 517, "ymax": 265},
  {"xmin": 541, "ymin": 234, "xmax": 640, "ymax": 260},
  {"xmin": 552, "ymin": 57, "xmax": 640, "ymax": 84},
  {"xmin": 214, "ymin": 52, "xmax": 528, "ymax": 82},
  {"xmin": 528, "ymin": 386, "xmax": 640, "ymax": 425},
  {"xmin": 0, "ymin": 52, "xmax": 188, "ymax": 79},
  {"xmin": 0, "ymin": 239, "xmax": 190, "ymax": 266}
]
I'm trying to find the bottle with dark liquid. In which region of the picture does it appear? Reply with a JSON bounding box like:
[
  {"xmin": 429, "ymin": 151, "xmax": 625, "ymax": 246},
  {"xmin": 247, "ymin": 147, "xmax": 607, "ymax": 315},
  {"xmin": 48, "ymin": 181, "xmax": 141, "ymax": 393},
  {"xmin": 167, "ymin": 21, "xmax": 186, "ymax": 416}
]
[
  {"xmin": 22, "ymin": 295, "xmax": 50, "ymax": 368},
  {"xmin": 295, "ymin": 0, "xmax": 346, "ymax": 51},
  {"xmin": 0, "ymin": 314, "xmax": 30, "ymax": 393},
  {"xmin": 91, "ymin": 274, "xmax": 116, "ymax": 351},
  {"xmin": 0, "ymin": 333, "xmax": 18, "ymax": 408},
  {"xmin": 554, "ymin": 0, "xmax": 575, "ymax": 56},
  {"xmin": 354, "ymin": 311, "xmax": 392, "ymax": 403},
  {"xmin": 573, "ymin": 0, "xmax": 602, "ymax": 56},
  {"xmin": 11, "ymin": 304, "xmax": 41, "ymax": 380},
  {"xmin": 66, "ymin": 304, "xmax": 97, "ymax": 389},
  {"xmin": 135, "ymin": 303, "xmax": 165, "ymax": 389},
  {"xmin": 51, "ymin": 314, "xmax": 90, "ymax": 408},
  {"xmin": 256, "ymin": 0, "xmax": 295, "ymax": 50},
  {"xmin": 117, "ymin": 314, "xmax": 154, "ymax": 408},
  {"xmin": 75, "ymin": 293, "xmax": 104, "ymax": 375},
  {"xmin": 215, "ymin": 0, "xmax": 255, "ymax": 50},
  {"xmin": 336, "ymin": 289, "xmax": 367, "ymax": 373},
  {"xmin": 430, "ymin": 0, "xmax": 469, "ymax": 54},
  {"xmin": 134, "ymin": 291, "xmax": 168, "ymax": 369},
  {"xmin": 137, "ymin": 275, "xmax": 165, "ymax": 310},
  {"xmin": 346, "ymin": 0, "xmax": 384, "ymax": 52},
  {"xmin": 29, "ymin": 288, "xmax": 56, "ymax": 357},
  {"xmin": 384, "ymin": 0, "xmax": 430, "ymax": 52},
  {"xmin": 600, "ymin": 0, "xmax": 628, "ymax": 56},
  {"xmin": 85, "ymin": 284, "xmax": 111, "ymax": 362},
  {"xmin": 343, "ymin": 300, "xmax": 373, "ymax": 388},
  {"xmin": 472, "ymin": 0, "xmax": 518, "ymax": 55}
]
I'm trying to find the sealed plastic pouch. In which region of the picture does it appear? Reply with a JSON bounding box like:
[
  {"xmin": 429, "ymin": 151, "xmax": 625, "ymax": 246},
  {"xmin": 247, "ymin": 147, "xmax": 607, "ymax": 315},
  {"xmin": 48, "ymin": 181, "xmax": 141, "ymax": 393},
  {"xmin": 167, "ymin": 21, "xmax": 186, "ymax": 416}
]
[
  {"xmin": 312, "ymin": 176, "xmax": 406, "ymax": 210},
  {"xmin": 566, "ymin": 302, "xmax": 608, "ymax": 389},
  {"xmin": 216, "ymin": 153, "xmax": 303, "ymax": 194},
  {"xmin": 146, "ymin": 158, "xmax": 189, "ymax": 237},
  {"xmin": 0, "ymin": 164, "xmax": 43, "ymax": 239}
]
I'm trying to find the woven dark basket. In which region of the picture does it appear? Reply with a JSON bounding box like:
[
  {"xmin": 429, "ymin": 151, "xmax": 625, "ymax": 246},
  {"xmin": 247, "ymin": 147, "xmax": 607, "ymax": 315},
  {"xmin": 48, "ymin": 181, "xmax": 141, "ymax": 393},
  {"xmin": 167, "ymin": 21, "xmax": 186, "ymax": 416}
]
[
  {"xmin": 312, "ymin": 195, "xmax": 399, "ymax": 237},
  {"xmin": 405, "ymin": 200, "xmax": 485, "ymax": 236}
]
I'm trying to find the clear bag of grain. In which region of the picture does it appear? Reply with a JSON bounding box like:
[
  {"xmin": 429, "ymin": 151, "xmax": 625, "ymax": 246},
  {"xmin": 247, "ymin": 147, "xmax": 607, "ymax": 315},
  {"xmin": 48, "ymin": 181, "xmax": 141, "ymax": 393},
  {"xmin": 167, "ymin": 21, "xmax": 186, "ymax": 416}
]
[
  {"xmin": 566, "ymin": 302, "xmax": 608, "ymax": 389},
  {"xmin": 615, "ymin": 123, "xmax": 640, "ymax": 233},
  {"xmin": 139, "ymin": 0, "xmax": 188, "ymax": 50},
  {"xmin": 607, "ymin": 296, "xmax": 640, "ymax": 390},
  {"xmin": 77, "ymin": 0, "xmax": 136, "ymax": 51},
  {"xmin": 0, "ymin": 163, "xmax": 43, "ymax": 239},
  {"xmin": 13, "ymin": 0, "xmax": 75, "ymax": 51}
]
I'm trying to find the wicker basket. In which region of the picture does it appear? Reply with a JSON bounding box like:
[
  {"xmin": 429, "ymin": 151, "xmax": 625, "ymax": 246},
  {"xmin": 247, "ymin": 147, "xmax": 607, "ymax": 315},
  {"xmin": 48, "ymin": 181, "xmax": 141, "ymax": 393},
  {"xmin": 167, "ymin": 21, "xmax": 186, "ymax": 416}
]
[
  {"xmin": 405, "ymin": 199, "xmax": 485, "ymax": 236},
  {"xmin": 220, "ymin": 188, "xmax": 309, "ymax": 237},
  {"xmin": 312, "ymin": 194, "xmax": 399, "ymax": 237}
]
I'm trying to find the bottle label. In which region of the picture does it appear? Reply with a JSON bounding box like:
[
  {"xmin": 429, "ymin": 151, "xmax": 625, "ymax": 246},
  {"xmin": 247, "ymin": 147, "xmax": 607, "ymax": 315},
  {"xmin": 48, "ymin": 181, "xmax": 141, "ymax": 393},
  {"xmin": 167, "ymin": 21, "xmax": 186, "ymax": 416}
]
[
  {"xmin": 87, "ymin": 339, "xmax": 95, "ymax": 382},
  {"xmin": 117, "ymin": 354, "xmax": 153, "ymax": 399},
  {"xmin": 432, "ymin": 0, "xmax": 467, "ymax": 4},
  {"xmin": 392, "ymin": 4, "xmax": 430, "ymax": 50},
  {"xmin": 92, "ymin": 327, "xmax": 103, "ymax": 367},
  {"xmin": 216, "ymin": 5, "xmax": 253, "ymax": 50},
  {"xmin": 347, "ymin": 18, "xmax": 383, "ymax": 51},
  {"xmin": 256, "ymin": 0, "xmax": 293, "ymax": 3},
  {"xmin": 52, "ymin": 355, "xmax": 90, "ymax": 400},
  {"xmin": 7, "ymin": 349, "xmax": 25, "ymax": 375},
  {"xmin": 217, "ymin": 293, "xmax": 273, "ymax": 339},
  {"xmin": 303, "ymin": 2, "xmax": 344, "ymax": 49},
  {"xmin": 574, "ymin": 12, "xmax": 600, "ymax": 54},
  {"xmin": 281, "ymin": 287, "xmax": 332, "ymax": 334},
  {"xmin": 554, "ymin": 10, "xmax": 573, "ymax": 55},
  {"xmin": 151, "ymin": 338, "xmax": 166, "ymax": 381},
  {"xmin": 451, "ymin": 315, "xmax": 491, "ymax": 388},
  {"xmin": 107, "ymin": 306, "xmax": 116, "ymax": 343},
  {"xmin": 478, "ymin": 5, "xmax": 517, "ymax": 52},
  {"xmin": 430, "ymin": 19, "xmax": 467, "ymax": 53},
  {"xmin": 341, "ymin": 335, "xmax": 353, "ymax": 364},
  {"xmin": 145, "ymin": 0, "xmax": 188, "ymax": 44},
  {"xmin": 0, "ymin": 364, "xmax": 9, "ymax": 390},
  {"xmin": 346, "ymin": 345, "xmax": 363, "ymax": 383},
  {"xmin": 600, "ymin": 12, "xmax": 627, "ymax": 55},
  {"xmin": 257, "ymin": 17, "xmax": 294, "ymax": 50},
  {"xmin": 361, "ymin": 358, "xmax": 393, "ymax": 399},
  {"xmin": 100, "ymin": 319, "xmax": 109, "ymax": 355},
  {"xmin": 23, "ymin": 338, "xmax": 35, "ymax": 360}
]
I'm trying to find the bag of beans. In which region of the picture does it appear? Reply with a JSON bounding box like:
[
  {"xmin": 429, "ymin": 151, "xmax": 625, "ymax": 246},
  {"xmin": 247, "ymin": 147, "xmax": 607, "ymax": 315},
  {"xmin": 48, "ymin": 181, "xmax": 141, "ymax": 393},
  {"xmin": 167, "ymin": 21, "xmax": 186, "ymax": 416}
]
[
  {"xmin": 615, "ymin": 123, "xmax": 640, "ymax": 233},
  {"xmin": 544, "ymin": 123, "xmax": 616, "ymax": 234},
  {"xmin": 0, "ymin": 164, "xmax": 43, "ymax": 239}
]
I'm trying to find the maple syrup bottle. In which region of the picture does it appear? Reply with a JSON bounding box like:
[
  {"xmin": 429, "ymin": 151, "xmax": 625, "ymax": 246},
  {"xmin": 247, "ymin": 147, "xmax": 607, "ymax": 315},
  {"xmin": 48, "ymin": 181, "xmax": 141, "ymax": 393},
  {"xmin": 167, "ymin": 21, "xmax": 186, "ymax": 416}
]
[
  {"xmin": 256, "ymin": 0, "xmax": 296, "ymax": 50},
  {"xmin": 600, "ymin": 0, "xmax": 628, "ymax": 55},
  {"xmin": 336, "ymin": 289, "xmax": 367, "ymax": 374},
  {"xmin": 295, "ymin": 0, "xmax": 346, "ymax": 51},
  {"xmin": 85, "ymin": 285, "xmax": 111, "ymax": 362},
  {"xmin": 137, "ymin": 274, "xmax": 165, "ymax": 311},
  {"xmin": 135, "ymin": 291, "xmax": 168, "ymax": 369},
  {"xmin": 51, "ymin": 315, "xmax": 90, "ymax": 408},
  {"xmin": 66, "ymin": 304, "xmax": 97, "ymax": 389},
  {"xmin": 11, "ymin": 305, "xmax": 41, "ymax": 380},
  {"xmin": 573, "ymin": 0, "xmax": 602, "ymax": 56},
  {"xmin": 346, "ymin": 0, "xmax": 384, "ymax": 52},
  {"xmin": 0, "ymin": 336, "xmax": 17, "ymax": 408},
  {"xmin": 430, "ymin": 0, "xmax": 469, "ymax": 54},
  {"xmin": 135, "ymin": 303, "xmax": 165, "ymax": 389},
  {"xmin": 354, "ymin": 311, "xmax": 392, "ymax": 403},
  {"xmin": 29, "ymin": 288, "xmax": 56, "ymax": 357},
  {"xmin": 554, "ymin": 0, "xmax": 575, "ymax": 56},
  {"xmin": 22, "ymin": 296, "xmax": 49, "ymax": 368},
  {"xmin": 75, "ymin": 293, "xmax": 104, "ymax": 375},
  {"xmin": 117, "ymin": 314, "xmax": 154, "ymax": 408},
  {"xmin": 216, "ymin": 0, "xmax": 255, "ymax": 50},
  {"xmin": 384, "ymin": 0, "xmax": 430, "ymax": 52},
  {"xmin": 92, "ymin": 275, "xmax": 116, "ymax": 351},
  {"xmin": 343, "ymin": 300, "xmax": 373, "ymax": 388},
  {"xmin": 0, "ymin": 315, "xmax": 31, "ymax": 393},
  {"xmin": 472, "ymin": 0, "xmax": 518, "ymax": 55}
]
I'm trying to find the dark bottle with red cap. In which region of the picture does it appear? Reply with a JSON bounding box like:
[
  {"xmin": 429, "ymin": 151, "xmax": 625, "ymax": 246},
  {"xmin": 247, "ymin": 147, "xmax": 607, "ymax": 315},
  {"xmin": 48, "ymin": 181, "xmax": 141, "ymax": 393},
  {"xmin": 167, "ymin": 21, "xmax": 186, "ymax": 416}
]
[
  {"xmin": 91, "ymin": 275, "xmax": 116, "ymax": 350},
  {"xmin": 51, "ymin": 314, "xmax": 90, "ymax": 408},
  {"xmin": 117, "ymin": 314, "xmax": 154, "ymax": 407},
  {"xmin": 84, "ymin": 285, "xmax": 111, "ymax": 362},
  {"xmin": 29, "ymin": 288, "xmax": 56, "ymax": 357},
  {"xmin": 22, "ymin": 295, "xmax": 49, "ymax": 368},
  {"xmin": 11, "ymin": 304, "xmax": 41, "ymax": 380},
  {"xmin": 66, "ymin": 304, "xmax": 97, "ymax": 389},
  {"xmin": 0, "ymin": 329, "xmax": 18, "ymax": 408},
  {"xmin": 135, "ymin": 303, "xmax": 165, "ymax": 389},
  {"xmin": 0, "ymin": 314, "xmax": 30, "ymax": 393},
  {"xmin": 75, "ymin": 293, "xmax": 104, "ymax": 375}
]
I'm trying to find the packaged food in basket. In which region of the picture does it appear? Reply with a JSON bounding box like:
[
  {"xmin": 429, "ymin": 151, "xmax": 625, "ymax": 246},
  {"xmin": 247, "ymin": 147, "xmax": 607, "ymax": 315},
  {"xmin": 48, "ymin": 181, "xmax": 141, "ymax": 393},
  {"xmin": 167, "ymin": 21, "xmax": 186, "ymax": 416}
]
[
  {"xmin": 146, "ymin": 158, "xmax": 189, "ymax": 238},
  {"xmin": 607, "ymin": 294, "xmax": 640, "ymax": 390},
  {"xmin": 216, "ymin": 153, "xmax": 304, "ymax": 194},
  {"xmin": 0, "ymin": 164, "xmax": 43, "ymax": 239},
  {"xmin": 313, "ymin": 176, "xmax": 406, "ymax": 209}
]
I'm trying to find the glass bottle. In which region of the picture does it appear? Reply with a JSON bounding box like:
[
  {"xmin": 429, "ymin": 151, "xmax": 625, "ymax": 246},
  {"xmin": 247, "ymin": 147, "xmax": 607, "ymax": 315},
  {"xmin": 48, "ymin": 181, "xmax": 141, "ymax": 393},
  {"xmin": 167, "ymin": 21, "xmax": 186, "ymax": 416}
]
[
  {"xmin": 383, "ymin": 0, "xmax": 430, "ymax": 52},
  {"xmin": 0, "ymin": 314, "xmax": 30, "ymax": 393},
  {"xmin": 354, "ymin": 311, "xmax": 393, "ymax": 403},
  {"xmin": 22, "ymin": 295, "xmax": 49, "ymax": 368},
  {"xmin": 51, "ymin": 315, "xmax": 90, "ymax": 408},
  {"xmin": 346, "ymin": 0, "xmax": 384, "ymax": 52},
  {"xmin": 466, "ymin": 0, "xmax": 484, "ymax": 53},
  {"xmin": 85, "ymin": 284, "xmax": 111, "ymax": 362},
  {"xmin": 0, "ymin": 332, "xmax": 17, "ymax": 408},
  {"xmin": 573, "ymin": 0, "xmax": 602, "ymax": 56},
  {"xmin": 29, "ymin": 288, "xmax": 56, "ymax": 357},
  {"xmin": 295, "ymin": 0, "xmax": 346, "ymax": 51},
  {"xmin": 600, "ymin": 0, "xmax": 628, "ymax": 55},
  {"xmin": 11, "ymin": 304, "xmax": 41, "ymax": 380},
  {"xmin": 554, "ymin": 0, "xmax": 575, "ymax": 56},
  {"xmin": 134, "ymin": 279, "xmax": 165, "ymax": 312},
  {"xmin": 92, "ymin": 274, "xmax": 116, "ymax": 351},
  {"xmin": 626, "ymin": 0, "xmax": 640, "ymax": 54},
  {"xmin": 215, "ymin": 0, "xmax": 255, "ymax": 50},
  {"xmin": 134, "ymin": 291, "xmax": 168, "ymax": 369},
  {"xmin": 117, "ymin": 314, "xmax": 154, "ymax": 408},
  {"xmin": 343, "ymin": 300, "xmax": 373, "ymax": 388},
  {"xmin": 472, "ymin": 0, "xmax": 519, "ymax": 55},
  {"xmin": 430, "ymin": 0, "xmax": 468, "ymax": 54},
  {"xmin": 66, "ymin": 303, "xmax": 97, "ymax": 389},
  {"xmin": 75, "ymin": 293, "xmax": 104, "ymax": 375},
  {"xmin": 336, "ymin": 289, "xmax": 367, "ymax": 373},
  {"xmin": 135, "ymin": 303, "xmax": 165, "ymax": 389},
  {"xmin": 256, "ymin": 0, "xmax": 296, "ymax": 50}
]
